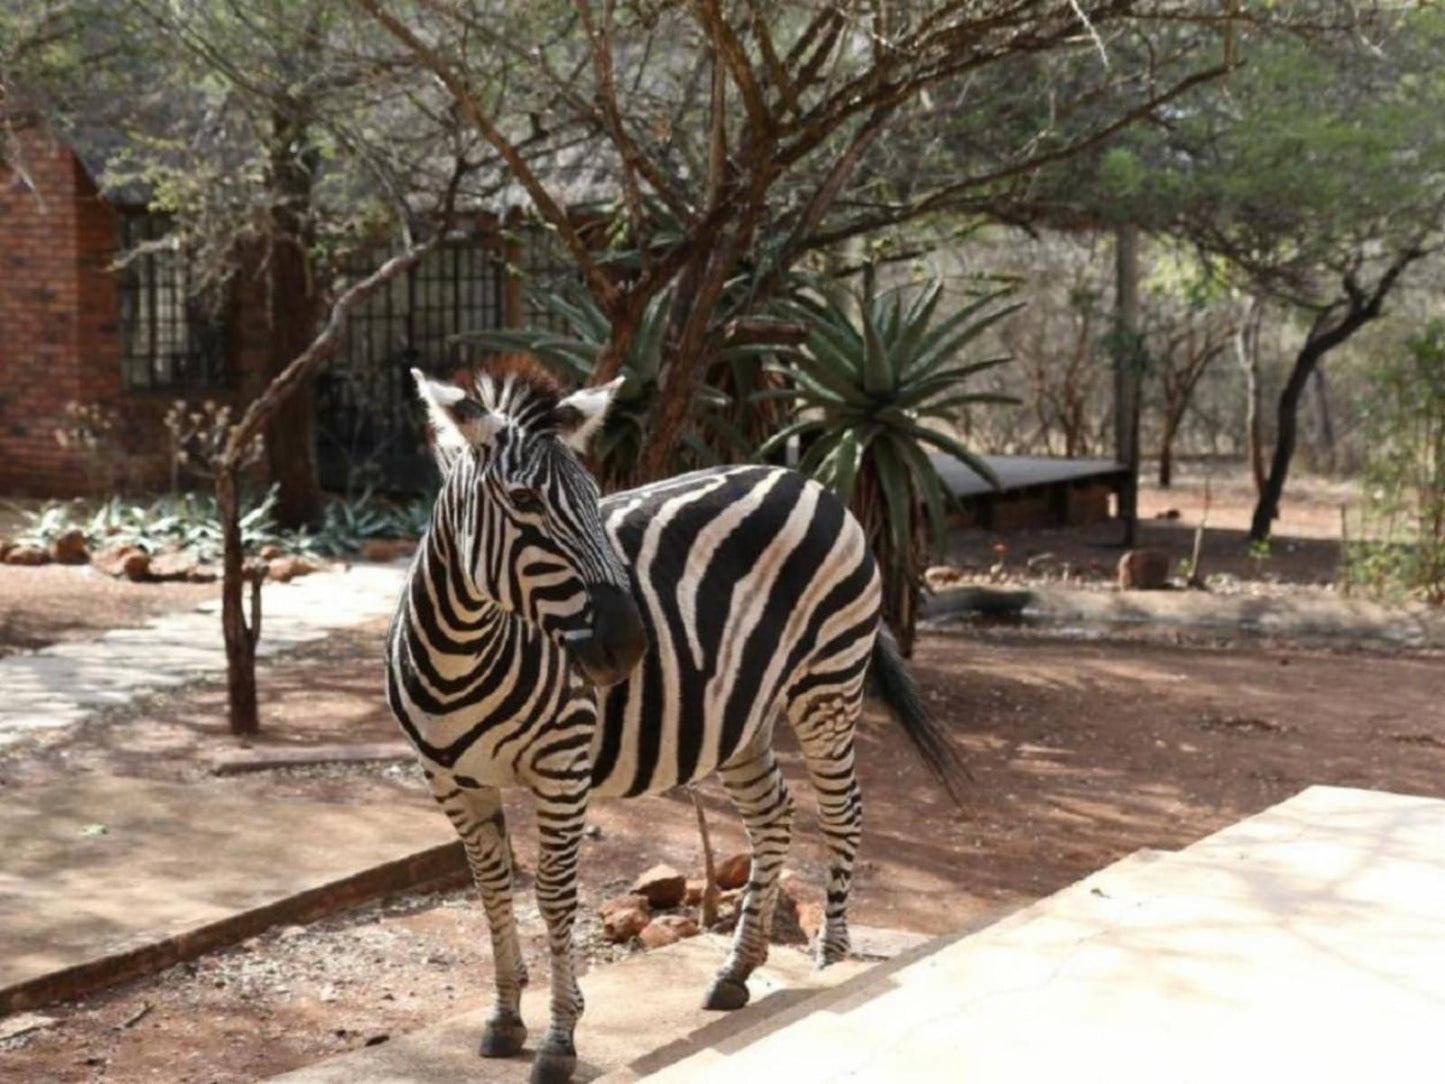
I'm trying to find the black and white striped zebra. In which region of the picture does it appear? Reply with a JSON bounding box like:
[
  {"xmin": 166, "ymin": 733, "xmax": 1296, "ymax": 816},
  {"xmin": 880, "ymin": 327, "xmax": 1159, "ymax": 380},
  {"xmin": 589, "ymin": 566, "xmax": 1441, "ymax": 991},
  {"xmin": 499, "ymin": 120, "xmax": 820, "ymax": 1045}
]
[{"xmin": 387, "ymin": 360, "xmax": 966, "ymax": 1084}]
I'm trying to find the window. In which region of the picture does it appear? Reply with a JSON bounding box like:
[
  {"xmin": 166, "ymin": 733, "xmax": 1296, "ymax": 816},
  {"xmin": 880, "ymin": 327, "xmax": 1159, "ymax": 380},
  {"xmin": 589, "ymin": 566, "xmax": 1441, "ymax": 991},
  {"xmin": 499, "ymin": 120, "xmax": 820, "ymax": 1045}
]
[
  {"xmin": 320, "ymin": 236, "xmax": 505, "ymax": 491},
  {"xmin": 118, "ymin": 214, "xmax": 228, "ymax": 390}
]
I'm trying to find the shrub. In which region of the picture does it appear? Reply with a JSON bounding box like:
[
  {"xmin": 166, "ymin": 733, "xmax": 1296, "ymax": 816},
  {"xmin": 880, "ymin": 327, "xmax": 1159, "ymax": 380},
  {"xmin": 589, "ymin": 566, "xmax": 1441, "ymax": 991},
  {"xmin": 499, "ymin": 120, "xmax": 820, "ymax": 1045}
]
[{"xmin": 1345, "ymin": 322, "xmax": 1445, "ymax": 603}]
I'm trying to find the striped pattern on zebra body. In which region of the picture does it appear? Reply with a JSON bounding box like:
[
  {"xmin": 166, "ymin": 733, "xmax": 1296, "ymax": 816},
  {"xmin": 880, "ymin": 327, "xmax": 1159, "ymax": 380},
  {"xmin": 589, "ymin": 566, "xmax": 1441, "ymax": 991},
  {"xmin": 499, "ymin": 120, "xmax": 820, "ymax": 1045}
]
[{"xmin": 387, "ymin": 360, "xmax": 966, "ymax": 1084}]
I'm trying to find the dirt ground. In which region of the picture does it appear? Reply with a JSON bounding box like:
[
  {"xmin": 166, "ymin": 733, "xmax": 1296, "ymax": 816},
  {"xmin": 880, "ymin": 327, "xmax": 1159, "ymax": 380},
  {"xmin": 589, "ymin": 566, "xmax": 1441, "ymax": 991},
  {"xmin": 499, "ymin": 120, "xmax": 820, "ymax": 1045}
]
[
  {"xmin": 4, "ymin": 607, "xmax": 1445, "ymax": 1082},
  {"xmin": 0, "ymin": 565, "xmax": 218, "ymax": 659},
  {"xmin": 942, "ymin": 462, "xmax": 1356, "ymax": 591}
]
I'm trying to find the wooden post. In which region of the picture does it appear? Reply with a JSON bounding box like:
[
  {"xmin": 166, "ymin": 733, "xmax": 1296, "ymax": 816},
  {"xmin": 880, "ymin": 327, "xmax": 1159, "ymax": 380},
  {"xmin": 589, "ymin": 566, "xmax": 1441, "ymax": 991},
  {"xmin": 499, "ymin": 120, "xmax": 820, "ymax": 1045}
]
[{"xmin": 1114, "ymin": 224, "xmax": 1142, "ymax": 547}]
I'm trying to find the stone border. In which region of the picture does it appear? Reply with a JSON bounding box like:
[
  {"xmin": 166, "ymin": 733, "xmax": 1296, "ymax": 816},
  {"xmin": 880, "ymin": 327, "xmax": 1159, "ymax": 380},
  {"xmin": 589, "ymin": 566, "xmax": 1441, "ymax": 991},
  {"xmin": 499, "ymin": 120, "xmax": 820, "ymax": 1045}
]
[{"xmin": 0, "ymin": 840, "xmax": 467, "ymax": 1015}]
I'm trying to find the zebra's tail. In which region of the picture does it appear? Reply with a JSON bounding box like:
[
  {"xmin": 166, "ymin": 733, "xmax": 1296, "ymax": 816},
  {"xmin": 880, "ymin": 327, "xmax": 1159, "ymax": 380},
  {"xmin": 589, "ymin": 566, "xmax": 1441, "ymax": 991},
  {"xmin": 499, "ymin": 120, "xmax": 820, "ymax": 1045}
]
[{"xmin": 868, "ymin": 627, "xmax": 972, "ymax": 807}]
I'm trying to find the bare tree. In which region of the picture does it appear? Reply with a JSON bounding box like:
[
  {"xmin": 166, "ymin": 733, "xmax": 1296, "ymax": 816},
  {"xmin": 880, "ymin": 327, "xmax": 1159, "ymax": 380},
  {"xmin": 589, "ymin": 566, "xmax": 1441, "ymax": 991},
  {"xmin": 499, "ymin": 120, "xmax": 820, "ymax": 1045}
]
[{"xmin": 357, "ymin": 0, "xmax": 1245, "ymax": 483}]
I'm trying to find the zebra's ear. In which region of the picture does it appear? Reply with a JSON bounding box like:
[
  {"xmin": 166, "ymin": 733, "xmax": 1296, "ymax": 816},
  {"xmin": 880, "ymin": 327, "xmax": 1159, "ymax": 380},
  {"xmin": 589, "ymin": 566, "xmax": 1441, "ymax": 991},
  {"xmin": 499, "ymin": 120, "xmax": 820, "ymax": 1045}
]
[
  {"xmin": 554, "ymin": 377, "xmax": 623, "ymax": 453},
  {"xmin": 412, "ymin": 369, "xmax": 503, "ymax": 455}
]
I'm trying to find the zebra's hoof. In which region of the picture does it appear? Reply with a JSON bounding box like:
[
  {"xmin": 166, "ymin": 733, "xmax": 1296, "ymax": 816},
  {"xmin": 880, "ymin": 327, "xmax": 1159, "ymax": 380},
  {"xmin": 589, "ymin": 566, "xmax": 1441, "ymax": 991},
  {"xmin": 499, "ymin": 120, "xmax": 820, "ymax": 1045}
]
[
  {"xmin": 702, "ymin": 976, "xmax": 750, "ymax": 1011},
  {"xmin": 530, "ymin": 1049, "xmax": 577, "ymax": 1084},
  {"xmin": 479, "ymin": 1013, "xmax": 528, "ymax": 1058}
]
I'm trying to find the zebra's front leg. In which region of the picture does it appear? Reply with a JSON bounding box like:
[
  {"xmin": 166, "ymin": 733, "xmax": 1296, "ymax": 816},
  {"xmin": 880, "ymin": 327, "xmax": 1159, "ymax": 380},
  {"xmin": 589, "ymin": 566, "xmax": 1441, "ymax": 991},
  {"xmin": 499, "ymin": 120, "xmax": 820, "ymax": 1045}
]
[
  {"xmin": 429, "ymin": 776, "xmax": 529, "ymax": 1058},
  {"xmin": 704, "ymin": 746, "xmax": 795, "ymax": 1011},
  {"xmin": 527, "ymin": 777, "xmax": 592, "ymax": 1084}
]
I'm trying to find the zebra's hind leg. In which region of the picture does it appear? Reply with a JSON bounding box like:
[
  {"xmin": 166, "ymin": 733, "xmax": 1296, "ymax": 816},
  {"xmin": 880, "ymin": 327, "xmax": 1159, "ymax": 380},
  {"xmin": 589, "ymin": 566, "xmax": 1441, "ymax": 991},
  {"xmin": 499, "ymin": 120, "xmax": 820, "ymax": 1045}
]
[
  {"xmin": 703, "ymin": 746, "xmax": 795, "ymax": 1011},
  {"xmin": 428, "ymin": 776, "xmax": 530, "ymax": 1058},
  {"xmin": 789, "ymin": 689, "xmax": 865, "ymax": 968}
]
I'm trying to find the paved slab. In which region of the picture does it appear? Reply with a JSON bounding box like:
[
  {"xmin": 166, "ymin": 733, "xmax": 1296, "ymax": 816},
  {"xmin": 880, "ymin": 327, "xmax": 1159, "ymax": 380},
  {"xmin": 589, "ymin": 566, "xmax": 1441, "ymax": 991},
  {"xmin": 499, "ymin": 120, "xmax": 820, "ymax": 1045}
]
[
  {"xmin": 269, "ymin": 934, "xmax": 873, "ymax": 1084},
  {"xmin": 0, "ymin": 776, "xmax": 461, "ymax": 1012},
  {"xmin": 0, "ymin": 562, "xmax": 407, "ymax": 745},
  {"xmin": 652, "ymin": 786, "xmax": 1445, "ymax": 1083}
]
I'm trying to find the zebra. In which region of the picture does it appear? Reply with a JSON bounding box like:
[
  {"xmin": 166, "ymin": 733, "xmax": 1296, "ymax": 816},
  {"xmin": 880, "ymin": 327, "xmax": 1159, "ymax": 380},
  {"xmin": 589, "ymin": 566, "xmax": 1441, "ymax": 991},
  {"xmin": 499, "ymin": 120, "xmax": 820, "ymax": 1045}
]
[{"xmin": 387, "ymin": 359, "xmax": 967, "ymax": 1084}]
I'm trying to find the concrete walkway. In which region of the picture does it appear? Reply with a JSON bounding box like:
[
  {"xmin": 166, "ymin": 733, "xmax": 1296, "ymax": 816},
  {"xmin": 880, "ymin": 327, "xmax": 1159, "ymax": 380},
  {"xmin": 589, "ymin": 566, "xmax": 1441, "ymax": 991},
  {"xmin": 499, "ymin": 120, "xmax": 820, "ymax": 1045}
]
[
  {"xmin": 0, "ymin": 562, "xmax": 407, "ymax": 745},
  {"xmin": 650, "ymin": 786, "xmax": 1445, "ymax": 1083},
  {"xmin": 0, "ymin": 775, "xmax": 460, "ymax": 1013}
]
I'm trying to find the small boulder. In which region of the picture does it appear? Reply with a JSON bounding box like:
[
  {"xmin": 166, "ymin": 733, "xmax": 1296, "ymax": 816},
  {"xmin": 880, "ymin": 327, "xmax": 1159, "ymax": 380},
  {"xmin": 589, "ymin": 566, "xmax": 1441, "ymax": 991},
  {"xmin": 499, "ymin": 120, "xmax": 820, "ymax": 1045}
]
[
  {"xmin": 631, "ymin": 864, "xmax": 687, "ymax": 908},
  {"xmin": 149, "ymin": 551, "xmax": 198, "ymax": 582},
  {"xmin": 50, "ymin": 528, "xmax": 89, "ymax": 565},
  {"xmin": 360, "ymin": 538, "xmax": 417, "ymax": 562},
  {"xmin": 639, "ymin": 914, "xmax": 700, "ymax": 950},
  {"xmin": 683, "ymin": 878, "xmax": 706, "ymax": 907},
  {"xmin": 715, "ymin": 852, "xmax": 751, "ymax": 891},
  {"xmin": 267, "ymin": 555, "xmax": 317, "ymax": 583},
  {"xmin": 1117, "ymin": 548, "xmax": 1171, "ymax": 591},
  {"xmin": 598, "ymin": 893, "xmax": 650, "ymax": 943},
  {"xmin": 3, "ymin": 544, "xmax": 49, "ymax": 566},
  {"xmin": 121, "ymin": 552, "xmax": 151, "ymax": 582},
  {"xmin": 779, "ymin": 872, "xmax": 825, "ymax": 943},
  {"xmin": 259, "ymin": 543, "xmax": 285, "ymax": 561},
  {"xmin": 93, "ymin": 545, "xmax": 150, "ymax": 581}
]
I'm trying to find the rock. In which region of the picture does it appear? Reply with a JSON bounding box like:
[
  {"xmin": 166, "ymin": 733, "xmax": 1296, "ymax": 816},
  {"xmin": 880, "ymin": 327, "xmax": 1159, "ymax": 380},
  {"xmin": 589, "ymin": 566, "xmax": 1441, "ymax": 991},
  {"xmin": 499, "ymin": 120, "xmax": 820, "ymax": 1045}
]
[
  {"xmin": 149, "ymin": 551, "xmax": 198, "ymax": 582},
  {"xmin": 779, "ymin": 872, "xmax": 825, "ymax": 943},
  {"xmin": 639, "ymin": 914, "xmax": 700, "ymax": 950},
  {"xmin": 3, "ymin": 544, "xmax": 49, "ymax": 566},
  {"xmin": 259, "ymin": 543, "xmax": 284, "ymax": 561},
  {"xmin": 50, "ymin": 528, "xmax": 89, "ymax": 565},
  {"xmin": 1155, "ymin": 508, "xmax": 1182, "ymax": 520},
  {"xmin": 360, "ymin": 538, "xmax": 417, "ymax": 562},
  {"xmin": 715, "ymin": 852, "xmax": 751, "ymax": 891},
  {"xmin": 267, "ymin": 555, "xmax": 317, "ymax": 583},
  {"xmin": 631, "ymin": 863, "xmax": 687, "ymax": 908},
  {"xmin": 598, "ymin": 893, "xmax": 650, "ymax": 943},
  {"xmin": 1117, "ymin": 548, "xmax": 1172, "ymax": 591},
  {"xmin": 92, "ymin": 546, "xmax": 150, "ymax": 581},
  {"xmin": 710, "ymin": 888, "xmax": 745, "ymax": 931},
  {"xmin": 684, "ymin": 878, "xmax": 706, "ymax": 907}
]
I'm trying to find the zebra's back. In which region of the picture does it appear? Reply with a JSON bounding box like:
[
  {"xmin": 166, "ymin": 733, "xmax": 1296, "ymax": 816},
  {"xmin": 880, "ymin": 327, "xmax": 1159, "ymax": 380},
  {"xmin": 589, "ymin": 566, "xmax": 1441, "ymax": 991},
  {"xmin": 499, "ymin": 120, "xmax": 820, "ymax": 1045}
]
[{"xmin": 591, "ymin": 465, "xmax": 880, "ymax": 798}]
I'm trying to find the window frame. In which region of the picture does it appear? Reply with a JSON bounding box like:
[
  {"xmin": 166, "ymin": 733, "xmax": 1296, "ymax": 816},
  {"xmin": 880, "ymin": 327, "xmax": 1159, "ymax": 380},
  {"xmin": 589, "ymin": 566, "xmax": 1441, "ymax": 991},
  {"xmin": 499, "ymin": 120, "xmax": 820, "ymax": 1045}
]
[{"xmin": 116, "ymin": 211, "xmax": 230, "ymax": 393}]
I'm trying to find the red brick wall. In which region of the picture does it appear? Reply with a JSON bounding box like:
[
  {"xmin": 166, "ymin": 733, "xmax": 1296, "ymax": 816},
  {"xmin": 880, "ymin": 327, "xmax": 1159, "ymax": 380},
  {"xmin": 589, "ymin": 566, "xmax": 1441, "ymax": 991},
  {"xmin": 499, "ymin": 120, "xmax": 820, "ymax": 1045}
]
[
  {"xmin": 0, "ymin": 129, "xmax": 252, "ymax": 497},
  {"xmin": 0, "ymin": 129, "xmax": 87, "ymax": 495}
]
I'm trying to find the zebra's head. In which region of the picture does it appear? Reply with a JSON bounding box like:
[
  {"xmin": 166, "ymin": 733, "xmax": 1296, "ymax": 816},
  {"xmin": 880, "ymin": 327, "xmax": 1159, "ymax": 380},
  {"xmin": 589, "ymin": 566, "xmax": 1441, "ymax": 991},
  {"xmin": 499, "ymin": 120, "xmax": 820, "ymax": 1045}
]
[{"xmin": 412, "ymin": 361, "xmax": 647, "ymax": 688}]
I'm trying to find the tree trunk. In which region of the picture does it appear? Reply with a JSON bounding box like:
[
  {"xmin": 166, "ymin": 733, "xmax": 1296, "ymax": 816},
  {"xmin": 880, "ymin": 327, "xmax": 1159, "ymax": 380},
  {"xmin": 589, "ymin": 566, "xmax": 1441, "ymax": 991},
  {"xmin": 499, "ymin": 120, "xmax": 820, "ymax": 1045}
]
[
  {"xmin": 1159, "ymin": 414, "xmax": 1177, "ymax": 488},
  {"xmin": 265, "ymin": 111, "xmax": 323, "ymax": 527},
  {"xmin": 1113, "ymin": 224, "xmax": 1142, "ymax": 546},
  {"xmin": 1310, "ymin": 366, "xmax": 1337, "ymax": 474},
  {"xmin": 217, "ymin": 242, "xmax": 442, "ymax": 735},
  {"xmin": 218, "ymin": 466, "xmax": 260, "ymax": 735},
  {"xmin": 1250, "ymin": 342, "xmax": 1319, "ymax": 542}
]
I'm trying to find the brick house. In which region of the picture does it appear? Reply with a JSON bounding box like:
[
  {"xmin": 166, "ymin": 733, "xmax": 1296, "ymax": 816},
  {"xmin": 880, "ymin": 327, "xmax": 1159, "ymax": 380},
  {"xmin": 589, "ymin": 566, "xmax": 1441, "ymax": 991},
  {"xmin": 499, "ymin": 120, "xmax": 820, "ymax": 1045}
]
[{"xmin": 0, "ymin": 126, "xmax": 566, "ymax": 499}]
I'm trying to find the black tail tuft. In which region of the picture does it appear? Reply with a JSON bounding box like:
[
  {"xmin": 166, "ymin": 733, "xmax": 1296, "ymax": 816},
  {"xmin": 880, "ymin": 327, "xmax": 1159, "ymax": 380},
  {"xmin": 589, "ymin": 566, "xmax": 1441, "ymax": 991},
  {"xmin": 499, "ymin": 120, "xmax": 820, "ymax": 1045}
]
[{"xmin": 868, "ymin": 628, "xmax": 972, "ymax": 808}]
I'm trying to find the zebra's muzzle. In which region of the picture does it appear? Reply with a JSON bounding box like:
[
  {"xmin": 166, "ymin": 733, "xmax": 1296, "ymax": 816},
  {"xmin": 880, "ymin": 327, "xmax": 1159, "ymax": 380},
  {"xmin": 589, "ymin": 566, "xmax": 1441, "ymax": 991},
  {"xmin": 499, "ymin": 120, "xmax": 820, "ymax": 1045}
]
[{"xmin": 566, "ymin": 582, "xmax": 647, "ymax": 687}]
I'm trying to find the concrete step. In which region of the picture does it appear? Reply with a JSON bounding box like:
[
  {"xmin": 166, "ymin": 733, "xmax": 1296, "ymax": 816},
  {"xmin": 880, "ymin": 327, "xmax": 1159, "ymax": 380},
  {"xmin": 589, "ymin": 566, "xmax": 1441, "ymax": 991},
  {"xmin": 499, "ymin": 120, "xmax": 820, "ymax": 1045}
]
[
  {"xmin": 625, "ymin": 848, "xmax": 1171, "ymax": 1083},
  {"xmin": 267, "ymin": 933, "xmax": 877, "ymax": 1084},
  {"xmin": 646, "ymin": 786, "xmax": 1445, "ymax": 1083}
]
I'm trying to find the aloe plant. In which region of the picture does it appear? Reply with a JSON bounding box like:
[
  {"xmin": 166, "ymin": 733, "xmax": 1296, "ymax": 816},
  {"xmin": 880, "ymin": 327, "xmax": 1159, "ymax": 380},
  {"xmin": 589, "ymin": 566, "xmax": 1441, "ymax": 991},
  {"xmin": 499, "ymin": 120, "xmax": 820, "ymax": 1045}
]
[{"xmin": 761, "ymin": 277, "xmax": 1022, "ymax": 653}]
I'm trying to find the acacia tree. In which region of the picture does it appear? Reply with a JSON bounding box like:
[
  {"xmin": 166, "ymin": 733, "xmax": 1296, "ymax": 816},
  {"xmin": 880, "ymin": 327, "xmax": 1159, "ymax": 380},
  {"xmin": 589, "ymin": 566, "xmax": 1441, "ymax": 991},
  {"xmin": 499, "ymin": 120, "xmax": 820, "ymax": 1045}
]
[
  {"xmin": 357, "ymin": 0, "xmax": 1254, "ymax": 484},
  {"xmin": 1155, "ymin": 9, "xmax": 1445, "ymax": 539}
]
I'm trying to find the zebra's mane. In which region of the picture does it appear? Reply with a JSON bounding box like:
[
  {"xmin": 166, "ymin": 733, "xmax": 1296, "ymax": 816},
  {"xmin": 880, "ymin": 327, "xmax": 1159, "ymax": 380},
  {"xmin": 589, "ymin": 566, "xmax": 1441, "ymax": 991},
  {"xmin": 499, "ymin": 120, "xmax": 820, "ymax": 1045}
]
[{"xmin": 467, "ymin": 354, "xmax": 566, "ymax": 434}]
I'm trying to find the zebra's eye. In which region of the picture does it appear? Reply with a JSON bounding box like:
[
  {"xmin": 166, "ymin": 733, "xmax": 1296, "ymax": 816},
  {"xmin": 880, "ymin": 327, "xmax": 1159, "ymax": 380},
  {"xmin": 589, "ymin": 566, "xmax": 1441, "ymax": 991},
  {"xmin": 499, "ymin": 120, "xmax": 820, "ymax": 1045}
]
[{"xmin": 509, "ymin": 487, "xmax": 544, "ymax": 514}]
